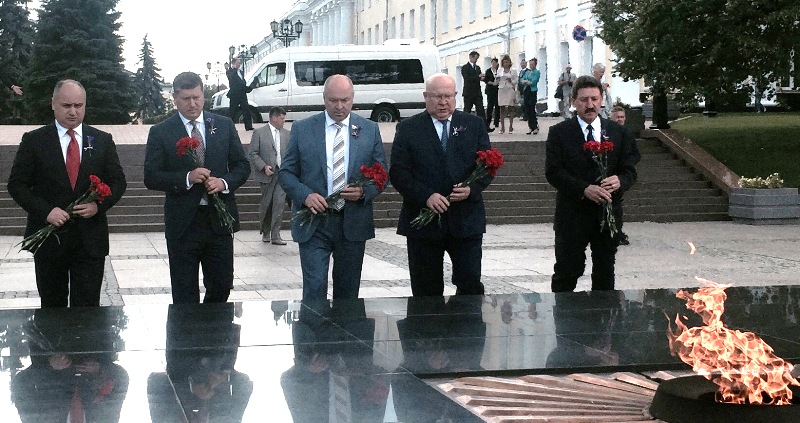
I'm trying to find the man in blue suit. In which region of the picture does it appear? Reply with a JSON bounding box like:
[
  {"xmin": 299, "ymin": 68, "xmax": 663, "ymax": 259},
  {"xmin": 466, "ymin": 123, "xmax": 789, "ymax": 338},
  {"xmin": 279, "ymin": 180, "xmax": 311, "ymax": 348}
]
[
  {"xmin": 279, "ymin": 75, "xmax": 386, "ymax": 302},
  {"xmin": 144, "ymin": 72, "xmax": 250, "ymax": 304},
  {"xmin": 390, "ymin": 73, "xmax": 494, "ymax": 296}
]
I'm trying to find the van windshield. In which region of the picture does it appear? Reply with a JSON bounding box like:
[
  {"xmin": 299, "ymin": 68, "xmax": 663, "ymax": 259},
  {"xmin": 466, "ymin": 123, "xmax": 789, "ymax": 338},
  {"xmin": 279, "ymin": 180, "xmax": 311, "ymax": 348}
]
[{"xmin": 294, "ymin": 59, "xmax": 424, "ymax": 86}]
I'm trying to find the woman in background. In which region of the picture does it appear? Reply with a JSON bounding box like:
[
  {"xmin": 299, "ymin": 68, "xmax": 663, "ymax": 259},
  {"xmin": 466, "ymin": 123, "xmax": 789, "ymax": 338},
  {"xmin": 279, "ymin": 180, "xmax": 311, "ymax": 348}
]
[{"xmin": 495, "ymin": 55, "xmax": 518, "ymax": 134}]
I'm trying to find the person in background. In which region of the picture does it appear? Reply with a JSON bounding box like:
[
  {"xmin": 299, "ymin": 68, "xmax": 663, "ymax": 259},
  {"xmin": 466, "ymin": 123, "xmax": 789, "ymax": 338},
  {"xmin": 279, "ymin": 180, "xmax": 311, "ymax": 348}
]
[
  {"xmin": 483, "ymin": 57, "xmax": 499, "ymax": 132},
  {"xmin": 591, "ymin": 63, "xmax": 614, "ymax": 119},
  {"xmin": 557, "ymin": 64, "xmax": 577, "ymax": 119},
  {"xmin": 496, "ymin": 55, "xmax": 518, "ymax": 134},
  {"xmin": 279, "ymin": 75, "xmax": 387, "ymax": 302},
  {"xmin": 460, "ymin": 51, "xmax": 488, "ymax": 130},
  {"xmin": 520, "ymin": 58, "xmax": 541, "ymax": 135},
  {"xmin": 517, "ymin": 58, "xmax": 528, "ymax": 121},
  {"xmin": 7, "ymin": 79, "xmax": 127, "ymax": 307},
  {"xmin": 610, "ymin": 105, "xmax": 630, "ymax": 246},
  {"xmin": 226, "ymin": 58, "xmax": 254, "ymax": 131},
  {"xmin": 545, "ymin": 76, "xmax": 640, "ymax": 292},
  {"xmin": 248, "ymin": 106, "xmax": 290, "ymax": 245}
]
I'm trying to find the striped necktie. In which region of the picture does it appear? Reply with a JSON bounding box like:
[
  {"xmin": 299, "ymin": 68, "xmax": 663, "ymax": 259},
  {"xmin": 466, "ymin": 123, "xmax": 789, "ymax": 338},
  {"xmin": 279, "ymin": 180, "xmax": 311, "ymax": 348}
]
[
  {"xmin": 190, "ymin": 120, "xmax": 205, "ymax": 165},
  {"xmin": 331, "ymin": 122, "xmax": 346, "ymax": 210},
  {"xmin": 439, "ymin": 119, "xmax": 449, "ymax": 151}
]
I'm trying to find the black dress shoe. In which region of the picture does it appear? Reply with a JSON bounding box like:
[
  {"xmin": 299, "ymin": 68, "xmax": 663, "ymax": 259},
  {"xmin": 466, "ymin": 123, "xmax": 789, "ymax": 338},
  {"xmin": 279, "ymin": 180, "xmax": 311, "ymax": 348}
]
[
  {"xmin": 271, "ymin": 239, "xmax": 287, "ymax": 245},
  {"xmin": 487, "ymin": 127, "xmax": 495, "ymax": 133},
  {"xmin": 617, "ymin": 232, "xmax": 630, "ymax": 246}
]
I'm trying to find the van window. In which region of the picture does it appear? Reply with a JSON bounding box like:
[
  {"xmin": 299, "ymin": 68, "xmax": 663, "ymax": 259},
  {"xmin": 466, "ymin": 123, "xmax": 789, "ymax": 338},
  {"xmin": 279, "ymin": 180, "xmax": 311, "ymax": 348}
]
[
  {"xmin": 293, "ymin": 59, "xmax": 424, "ymax": 86},
  {"xmin": 255, "ymin": 63, "xmax": 286, "ymax": 88}
]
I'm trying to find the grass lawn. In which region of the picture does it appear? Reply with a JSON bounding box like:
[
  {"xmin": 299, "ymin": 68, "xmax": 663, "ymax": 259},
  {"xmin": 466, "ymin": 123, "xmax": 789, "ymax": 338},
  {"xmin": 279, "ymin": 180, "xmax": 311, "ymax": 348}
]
[{"xmin": 670, "ymin": 113, "xmax": 800, "ymax": 188}]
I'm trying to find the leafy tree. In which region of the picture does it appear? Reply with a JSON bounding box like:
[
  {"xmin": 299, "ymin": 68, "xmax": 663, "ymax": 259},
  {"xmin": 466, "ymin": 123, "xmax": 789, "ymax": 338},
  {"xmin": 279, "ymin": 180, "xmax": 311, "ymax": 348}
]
[
  {"xmin": 133, "ymin": 34, "xmax": 166, "ymax": 121},
  {"xmin": 593, "ymin": 0, "xmax": 799, "ymax": 108},
  {"xmin": 0, "ymin": 0, "xmax": 35, "ymax": 123},
  {"xmin": 25, "ymin": 0, "xmax": 134, "ymax": 124}
]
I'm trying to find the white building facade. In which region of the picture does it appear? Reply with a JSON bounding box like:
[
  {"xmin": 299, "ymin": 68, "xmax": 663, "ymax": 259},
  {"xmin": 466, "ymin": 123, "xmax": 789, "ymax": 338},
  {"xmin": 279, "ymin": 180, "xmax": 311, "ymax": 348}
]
[{"xmin": 251, "ymin": 0, "xmax": 643, "ymax": 112}]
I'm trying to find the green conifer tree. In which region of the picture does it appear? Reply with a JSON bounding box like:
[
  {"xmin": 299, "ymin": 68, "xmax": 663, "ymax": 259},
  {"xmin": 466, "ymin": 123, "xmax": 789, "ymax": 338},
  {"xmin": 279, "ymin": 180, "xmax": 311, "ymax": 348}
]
[
  {"xmin": 133, "ymin": 34, "xmax": 166, "ymax": 122},
  {"xmin": 0, "ymin": 0, "xmax": 35, "ymax": 123}
]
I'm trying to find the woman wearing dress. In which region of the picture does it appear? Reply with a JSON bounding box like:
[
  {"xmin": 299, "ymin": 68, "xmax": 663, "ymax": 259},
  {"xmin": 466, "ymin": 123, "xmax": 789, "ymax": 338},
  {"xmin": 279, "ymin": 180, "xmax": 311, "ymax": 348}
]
[{"xmin": 496, "ymin": 55, "xmax": 518, "ymax": 134}]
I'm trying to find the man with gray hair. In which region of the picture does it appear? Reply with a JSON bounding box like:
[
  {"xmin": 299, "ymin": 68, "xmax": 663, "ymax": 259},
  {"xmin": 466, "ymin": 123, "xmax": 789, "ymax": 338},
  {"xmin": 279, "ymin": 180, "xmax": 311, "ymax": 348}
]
[{"xmin": 591, "ymin": 63, "xmax": 614, "ymax": 119}]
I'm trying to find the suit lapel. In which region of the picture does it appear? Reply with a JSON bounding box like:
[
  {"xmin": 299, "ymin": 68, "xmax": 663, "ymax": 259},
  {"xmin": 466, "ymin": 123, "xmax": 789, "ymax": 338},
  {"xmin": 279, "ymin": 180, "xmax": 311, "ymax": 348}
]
[{"xmin": 46, "ymin": 124, "xmax": 74, "ymax": 190}]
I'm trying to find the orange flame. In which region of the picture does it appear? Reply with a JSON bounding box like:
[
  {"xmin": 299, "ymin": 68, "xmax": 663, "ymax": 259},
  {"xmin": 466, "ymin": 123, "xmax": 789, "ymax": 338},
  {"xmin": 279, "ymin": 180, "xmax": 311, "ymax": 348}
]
[{"xmin": 667, "ymin": 279, "xmax": 799, "ymax": 404}]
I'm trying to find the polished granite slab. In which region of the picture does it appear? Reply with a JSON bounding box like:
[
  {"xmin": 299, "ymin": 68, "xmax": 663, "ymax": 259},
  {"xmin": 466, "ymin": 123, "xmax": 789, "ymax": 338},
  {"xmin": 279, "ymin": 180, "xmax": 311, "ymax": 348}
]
[{"xmin": 0, "ymin": 285, "xmax": 798, "ymax": 422}]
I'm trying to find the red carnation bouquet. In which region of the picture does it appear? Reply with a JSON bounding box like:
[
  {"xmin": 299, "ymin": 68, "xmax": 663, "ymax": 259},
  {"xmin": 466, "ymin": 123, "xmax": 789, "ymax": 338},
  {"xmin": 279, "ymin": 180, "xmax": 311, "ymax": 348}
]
[
  {"xmin": 293, "ymin": 162, "xmax": 388, "ymax": 227},
  {"xmin": 583, "ymin": 134, "xmax": 617, "ymax": 237},
  {"xmin": 18, "ymin": 175, "xmax": 112, "ymax": 254},
  {"xmin": 411, "ymin": 148, "xmax": 504, "ymax": 229},
  {"xmin": 176, "ymin": 136, "xmax": 235, "ymax": 233}
]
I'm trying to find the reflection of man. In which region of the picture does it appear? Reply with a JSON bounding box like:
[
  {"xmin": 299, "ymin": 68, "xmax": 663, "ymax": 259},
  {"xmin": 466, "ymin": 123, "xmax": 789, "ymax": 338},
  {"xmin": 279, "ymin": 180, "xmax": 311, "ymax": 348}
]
[
  {"xmin": 279, "ymin": 75, "xmax": 386, "ymax": 302},
  {"xmin": 12, "ymin": 308, "xmax": 129, "ymax": 422},
  {"xmin": 226, "ymin": 58, "xmax": 254, "ymax": 131},
  {"xmin": 591, "ymin": 63, "xmax": 614, "ymax": 119},
  {"xmin": 144, "ymin": 72, "xmax": 250, "ymax": 304},
  {"xmin": 248, "ymin": 106, "xmax": 290, "ymax": 245},
  {"xmin": 460, "ymin": 51, "xmax": 487, "ymax": 128},
  {"xmin": 390, "ymin": 73, "xmax": 493, "ymax": 296},
  {"xmin": 609, "ymin": 106, "xmax": 630, "ymax": 246},
  {"xmin": 148, "ymin": 303, "xmax": 252, "ymax": 422},
  {"xmin": 545, "ymin": 76, "xmax": 640, "ymax": 292},
  {"xmin": 7, "ymin": 79, "xmax": 127, "ymax": 307}
]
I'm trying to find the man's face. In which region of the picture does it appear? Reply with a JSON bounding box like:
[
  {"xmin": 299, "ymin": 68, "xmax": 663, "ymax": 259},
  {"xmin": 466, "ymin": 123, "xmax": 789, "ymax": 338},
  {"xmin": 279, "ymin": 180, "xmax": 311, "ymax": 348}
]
[
  {"xmin": 423, "ymin": 76, "xmax": 456, "ymax": 120},
  {"xmin": 173, "ymin": 85, "xmax": 205, "ymax": 121},
  {"xmin": 612, "ymin": 110, "xmax": 626, "ymax": 125},
  {"xmin": 592, "ymin": 68, "xmax": 604, "ymax": 80},
  {"xmin": 270, "ymin": 113, "xmax": 286, "ymax": 129},
  {"xmin": 491, "ymin": 59, "xmax": 499, "ymax": 69},
  {"xmin": 232, "ymin": 59, "xmax": 241, "ymax": 69},
  {"xmin": 323, "ymin": 76, "xmax": 354, "ymax": 122},
  {"xmin": 520, "ymin": 59, "xmax": 527, "ymax": 69},
  {"xmin": 572, "ymin": 87, "xmax": 603, "ymax": 123},
  {"xmin": 52, "ymin": 82, "xmax": 85, "ymax": 129},
  {"xmin": 469, "ymin": 54, "xmax": 479, "ymax": 64},
  {"xmin": 566, "ymin": 65, "xmax": 572, "ymax": 73}
]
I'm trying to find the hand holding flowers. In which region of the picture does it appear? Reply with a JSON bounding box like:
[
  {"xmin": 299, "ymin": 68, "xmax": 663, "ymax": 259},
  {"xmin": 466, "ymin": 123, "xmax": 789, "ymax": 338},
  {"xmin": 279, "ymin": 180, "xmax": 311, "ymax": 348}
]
[
  {"xmin": 410, "ymin": 148, "xmax": 505, "ymax": 229},
  {"xmin": 293, "ymin": 163, "xmax": 388, "ymax": 227},
  {"xmin": 18, "ymin": 175, "xmax": 112, "ymax": 254},
  {"xmin": 176, "ymin": 136, "xmax": 235, "ymax": 233},
  {"xmin": 583, "ymin": 133, "xmax": 618, "ymax": 237}
]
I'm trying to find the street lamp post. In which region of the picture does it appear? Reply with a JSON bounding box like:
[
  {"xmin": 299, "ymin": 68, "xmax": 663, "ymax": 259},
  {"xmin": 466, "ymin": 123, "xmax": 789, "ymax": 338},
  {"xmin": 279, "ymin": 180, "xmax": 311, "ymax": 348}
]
[
  {"xmin": 270, "ymin": 19, "xmax": 303, "ymax": 47},
  {"xmin": 229, "ymin": 44, "xmax": 259, "ymax": 75}
]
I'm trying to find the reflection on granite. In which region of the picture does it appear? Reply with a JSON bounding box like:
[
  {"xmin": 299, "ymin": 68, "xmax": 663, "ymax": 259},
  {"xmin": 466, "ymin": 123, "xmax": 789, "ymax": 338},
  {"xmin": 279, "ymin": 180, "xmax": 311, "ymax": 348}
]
[{"xmin": 1, "ymin": 285, "xmax": 799, "ymax": 421}]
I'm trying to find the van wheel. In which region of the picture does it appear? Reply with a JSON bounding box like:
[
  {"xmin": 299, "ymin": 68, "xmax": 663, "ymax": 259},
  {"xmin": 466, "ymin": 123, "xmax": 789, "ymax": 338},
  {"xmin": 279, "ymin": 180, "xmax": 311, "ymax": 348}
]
[{"xmin": 371, "ymin": 105, "xmax": 397, "ymax": 122}]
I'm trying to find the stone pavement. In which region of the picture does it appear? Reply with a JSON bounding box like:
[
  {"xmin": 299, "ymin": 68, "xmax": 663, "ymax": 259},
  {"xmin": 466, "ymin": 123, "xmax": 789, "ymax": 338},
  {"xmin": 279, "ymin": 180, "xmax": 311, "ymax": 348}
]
[{"xmin": 0, "ymin": 221, "xmax": 798, "ymax": 309}]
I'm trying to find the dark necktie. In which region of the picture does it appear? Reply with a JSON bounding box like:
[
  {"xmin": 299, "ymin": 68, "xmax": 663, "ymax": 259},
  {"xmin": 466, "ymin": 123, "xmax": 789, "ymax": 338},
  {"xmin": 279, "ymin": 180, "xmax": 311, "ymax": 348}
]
[
  {"xmin": 66, "ymin": 129, "xmax": 80, "ymax": 189},
  {"xmin": 586, "ymin": 124, "xmax": 595, "ymax": 142},
  {"xmin": 439, "ymin": 120, "xmax": 448, "ymax": 151}
]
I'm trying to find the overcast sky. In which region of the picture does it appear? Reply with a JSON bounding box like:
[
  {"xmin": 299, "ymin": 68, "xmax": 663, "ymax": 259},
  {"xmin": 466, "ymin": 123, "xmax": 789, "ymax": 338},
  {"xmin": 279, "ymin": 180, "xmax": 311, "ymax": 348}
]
[{"xmin": 27, "ymin": 0, "xmax": 294, "ymax": 82}]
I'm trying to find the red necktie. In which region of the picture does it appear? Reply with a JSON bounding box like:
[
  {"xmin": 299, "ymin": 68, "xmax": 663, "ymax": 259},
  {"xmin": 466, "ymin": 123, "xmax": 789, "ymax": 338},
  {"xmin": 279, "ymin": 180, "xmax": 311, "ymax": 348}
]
[{"xmin": 66, "ymin": 129, "xmax": 80, "ymax": 189}]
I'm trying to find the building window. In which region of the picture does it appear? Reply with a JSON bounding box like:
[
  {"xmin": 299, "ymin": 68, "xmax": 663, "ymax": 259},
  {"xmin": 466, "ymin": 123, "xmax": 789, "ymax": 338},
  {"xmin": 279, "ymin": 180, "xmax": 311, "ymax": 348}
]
[
  {"xmin": 454, "ymin": 0, "xmax": 462, "ymax": 27},
  {"xmin": 483, "ymin": 0, "xmax": 491, "ymax": 17},
  {"xmin": 391, "ymin": 17, "xmax": 397, "ymax": 38},
  {"xmin": 469, "ymin": 0, "xmax": 476, "ymax": 21},
  {"xmin": 383, "ymin": 20, "xmax": 388, "ymax": 42},
  {"xmin": 376, "ymin": 24, "xmax": 381, "ymax": 43},
  {"xmin": 368, "ymin": 28, "xmax": 372, "ymax": 44},
  {"xmin": 500, "ymin": 0, "xmax": 508, "ymax": 13},
  {"xmin": 410, "ymin": 9, "xmax": 416, "ymax": 38},
  {"xmin": 442, "ymin": 0, "xmax": 449, "ymax": 33},
  {"xmin": 400, "ymin": 13, "xmax": 405, "ymax": 38},
  {"xmin": 430, "ymin": 1, "xmax": 435, "ymax": 38}
]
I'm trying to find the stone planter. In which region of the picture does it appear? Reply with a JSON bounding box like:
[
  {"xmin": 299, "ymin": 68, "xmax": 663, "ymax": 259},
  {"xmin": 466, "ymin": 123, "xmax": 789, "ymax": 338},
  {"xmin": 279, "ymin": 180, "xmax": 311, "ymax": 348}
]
[{"xmin": 728, "ymin": 187, "xmax": 800, "ymax": 224}]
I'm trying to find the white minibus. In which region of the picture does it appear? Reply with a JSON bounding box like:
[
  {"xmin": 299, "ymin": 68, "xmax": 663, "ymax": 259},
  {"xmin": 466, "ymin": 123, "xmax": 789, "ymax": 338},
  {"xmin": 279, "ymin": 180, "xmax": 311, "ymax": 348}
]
[{"xmin": 212, "ymin": 42, "xmax": 441, "ymax": 123}]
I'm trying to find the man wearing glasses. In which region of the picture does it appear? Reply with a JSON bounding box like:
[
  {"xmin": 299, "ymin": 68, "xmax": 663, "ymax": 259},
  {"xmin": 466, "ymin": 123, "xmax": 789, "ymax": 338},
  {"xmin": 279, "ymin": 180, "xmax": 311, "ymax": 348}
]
[{"xmin": 390, "ymin": 73, "xmax": 494, "ymax": 297}]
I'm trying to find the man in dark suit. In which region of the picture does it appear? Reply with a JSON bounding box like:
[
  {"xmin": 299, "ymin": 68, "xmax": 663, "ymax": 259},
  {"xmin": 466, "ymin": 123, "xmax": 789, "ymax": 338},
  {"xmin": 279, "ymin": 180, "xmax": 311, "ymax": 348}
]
[
  {"xmin": 226, "ymin": 58, "xmax": 254, "ymax": 131},
  {"xmin": 545, "ymin": 75, "xmax": 640, "ymax": 293},
  {"xmin": 460, "ymin": 51, "xmax": 488, "ymax": 129},
  {"xmin": 144, "ymin": 72, "xmax": 250, "ymax": 304},
  {"xmin": 248, "ymin": 106, "xmax": 290, "ymax": 245},
  {"xmin": 279, "ymin": 75, "xmax": 386, "ymax": 302},
  {"xmin": 390, "ymin": 73, "xmax": 494, "ymax": 296},
  {"xmin": 483, "ymin": 57, "xmax": 499, "ymax": 132},
  {"xmin": 7, "ymin": 79, "xmax": 127, "ymax": 308}
]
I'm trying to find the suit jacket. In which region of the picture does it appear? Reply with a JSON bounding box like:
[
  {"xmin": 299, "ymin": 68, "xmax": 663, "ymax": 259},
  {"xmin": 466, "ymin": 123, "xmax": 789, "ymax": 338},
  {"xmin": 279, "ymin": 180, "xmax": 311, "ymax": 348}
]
[
  {"xmin": 7, "ymin": 123, "xmax": 127, "ymax": 257},
  {"xmin": 248, "ymin": 124, "xmax": 290, "ymax": 184},
  {"xmin": 226, "ymin": 67, "xmax": 251, "ymax": 99},
  {"xmin": 143, "ymin": 112, "xmax": 250, "ymax": 240},
  {"xmin": 484, "ymin": 67, "xmax": 498, "ymax": 96},
  {"xmin": 390, "ymin": 110, "xmax": 493, "ymax": 239},
  {"xmin": 278, "ymin": 112, "xmax": 386, "ymax": 243},
  {"xmin": 545, "ymin": 117, "xmax": 640, "ymax": 227},
  {"xmin": 461, "ymin": 62, "xmax": 482, "ymax": 97}
]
